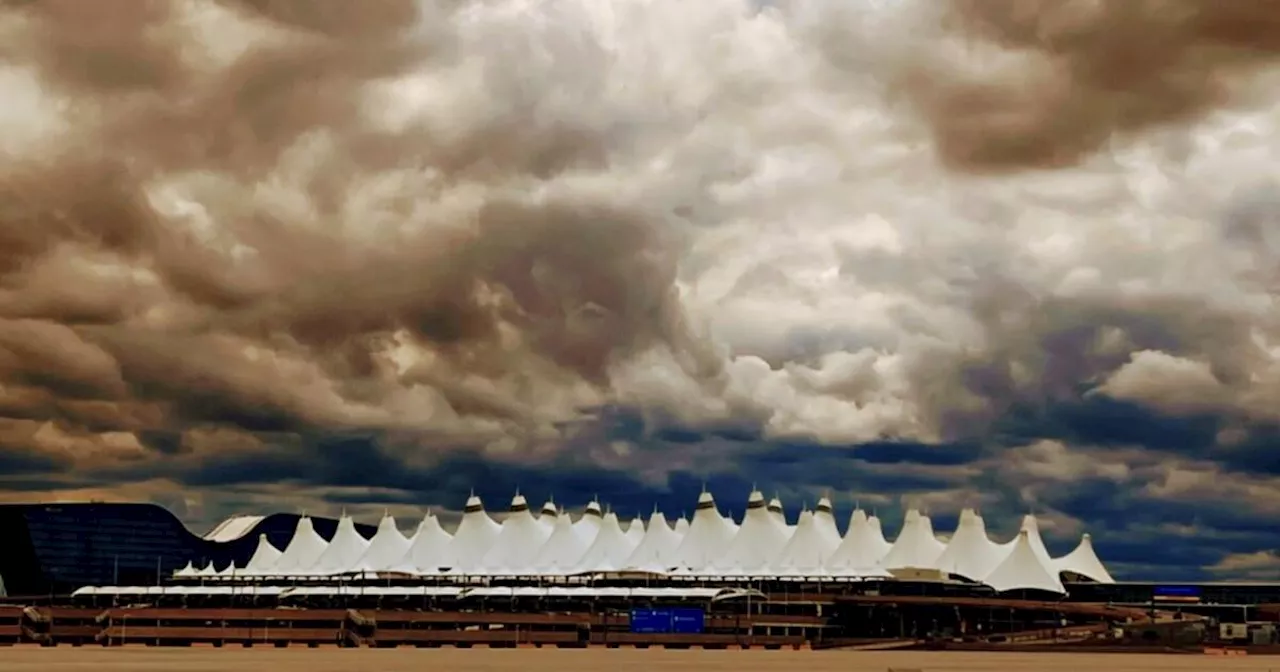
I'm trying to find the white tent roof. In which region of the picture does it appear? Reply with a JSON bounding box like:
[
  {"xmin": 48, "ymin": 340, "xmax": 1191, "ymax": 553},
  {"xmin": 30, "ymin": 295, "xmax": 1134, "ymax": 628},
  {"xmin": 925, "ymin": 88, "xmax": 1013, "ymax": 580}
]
[
  {"xmin": 308, "ymin": 514, "xmax": 370, "ymax": 575},
  {"xmin": 623, "ymin": 517, "xmax": 645, "ymax": 546},
  {"xmin": 476, "ymin": 494, "xmax": 552, "ymax": 574},
  {"xmin": 537, "ymin": 500, "xmax": 559, "ymax": 530},
  {"xmin": 173, "ymin": 561, "xmax": 197, "ymax": 578},
  {"xmin": 529, "ymin": 508, "xmax": 591, "ymax": 574},
  {"xmin": 714, "ymin": 490, "xmax": 789, "ymax": 574},
  {"xmin": 813, "ymin": 496, "xmax": 841, "ymax": 548},
  {"xmin": 1017, "ymin": 514, "xmax": 1054, "ymax": 567},
  {"xmin": 767, "ymin": 496, "xmax": 786, "ymax": 524},
  {"xmin": 674, "ymin": 516, "xmax": 690, "ymax": 536},
  {"xmin": 393, "ymin": 513, "xmax": 453, "ymax": 574},
  {"xmin": 272, "ymin": 516, "xmax": 328, "ymax": 575},
  {"xmin": 984, "ymin": 530, "xmax": 1066, "ymax": 594},
  {"xmin": 574, "ymin": 511, "xmax": 638, "ymax": 573},
  {"xmin": 623, "ymin": 510, "xmax": 683, "ymax": 572},
  {"xmin": 1054, "ymin": 533, "xmax": 1114, "ymax": 583},
  {"xmin": 354, "ymin": 513, "xmax": 411, "ymax": 572},
  {"xmin": 773, "ymin": 509, "xmax": 839, "ymax": 574},
  {"xmin": 827, "ymin": 509, "xmax": 892, "ymax": 574},
  {"xmin": 868, "ymin": 514, "xmax": 892, "ymax": 555},
  {"xmin": 882, "ymin": 509, "xmax": 946, "ymax": 571},
  {"xmin": 767, "ymin": 496, "xmax": 794, "ymax": 538},
  {"xmin": 242, "ymin": 533, "xmax": 283, "ymax": 575},
  {"xmin": 440, "ymin": 495, "xmax": 501, "ymax": 571},
  {"xmin": 196, "ymin": 561, "xmax": 217, "ymax": 577},
  {"xmin": 574, "ymin": 500, "xmax": 604, "ymax": 546},
  {"xmin": 671, "ymin": 491, "xmax": 734, "ymax": 571},
  {"xmin": 934, "ymin": 508, "xmax": 1008, "ymax": 581},
  {"xmin": 204, "ymin": 514, "xmax": 266, "ymax": 542}
]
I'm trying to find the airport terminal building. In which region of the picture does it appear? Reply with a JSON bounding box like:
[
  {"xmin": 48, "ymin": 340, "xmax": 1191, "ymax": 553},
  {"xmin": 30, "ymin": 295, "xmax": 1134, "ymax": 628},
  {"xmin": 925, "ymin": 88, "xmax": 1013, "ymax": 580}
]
[
  {"xmin": 0, "ymin": 502, "xmax": 370, "ymax": 596},
  {"xmin": 3, "ymin": 492, "xmax": 1280, "ymax": 619}
]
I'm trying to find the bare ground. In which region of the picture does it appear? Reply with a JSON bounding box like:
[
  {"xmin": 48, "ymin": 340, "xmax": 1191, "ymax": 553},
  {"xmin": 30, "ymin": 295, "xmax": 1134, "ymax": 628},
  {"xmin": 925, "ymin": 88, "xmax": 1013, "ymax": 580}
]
[{"xmin": 0, "ymin": 648, "xmax": 1261, "ymax": 672}]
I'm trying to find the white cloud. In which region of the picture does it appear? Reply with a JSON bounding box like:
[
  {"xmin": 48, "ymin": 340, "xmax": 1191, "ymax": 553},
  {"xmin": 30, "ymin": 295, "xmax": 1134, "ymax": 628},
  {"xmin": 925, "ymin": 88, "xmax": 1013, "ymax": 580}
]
[{"xmin": 4, "ymin": 0, "xmax": 1280, "ymax": 472}]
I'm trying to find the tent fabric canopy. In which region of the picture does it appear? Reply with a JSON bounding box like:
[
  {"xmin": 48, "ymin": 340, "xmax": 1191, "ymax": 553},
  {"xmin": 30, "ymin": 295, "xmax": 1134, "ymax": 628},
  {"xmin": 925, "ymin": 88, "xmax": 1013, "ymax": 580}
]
[{"xmin": 159, "ymin": 490, "xmax": 1110, "ymax": 593}]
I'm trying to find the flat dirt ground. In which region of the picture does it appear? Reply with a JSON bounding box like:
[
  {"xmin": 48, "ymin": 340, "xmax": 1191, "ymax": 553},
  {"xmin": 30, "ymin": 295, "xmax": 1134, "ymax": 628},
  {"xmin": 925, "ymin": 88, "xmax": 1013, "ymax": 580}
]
[{"xmin": 0, "ymin": 648, "xmax": 1265, "ymax": 672}]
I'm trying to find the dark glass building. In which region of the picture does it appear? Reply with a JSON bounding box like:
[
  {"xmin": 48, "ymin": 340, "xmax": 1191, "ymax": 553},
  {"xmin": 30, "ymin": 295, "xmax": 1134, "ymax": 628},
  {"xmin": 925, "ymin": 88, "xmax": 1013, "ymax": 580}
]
[{"xmin": 0, "ymin": 503, "xmax": 374, "ymax": 596}]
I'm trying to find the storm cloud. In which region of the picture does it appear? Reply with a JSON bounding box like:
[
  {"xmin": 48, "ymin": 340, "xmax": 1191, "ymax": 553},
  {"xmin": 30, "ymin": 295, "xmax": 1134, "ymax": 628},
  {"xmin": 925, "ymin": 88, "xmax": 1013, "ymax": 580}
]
[{"xmin": 0, "ymin": 0, "xmax": 1278, "ymax": 579}]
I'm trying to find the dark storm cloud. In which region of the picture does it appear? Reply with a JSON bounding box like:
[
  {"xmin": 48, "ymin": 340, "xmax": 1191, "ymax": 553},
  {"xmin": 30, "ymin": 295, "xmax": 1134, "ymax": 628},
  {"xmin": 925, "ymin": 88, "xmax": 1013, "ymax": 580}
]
[
  {"xmin": 993, "ymin": 396, "xmax": 1222, "ymax": 456},
  {"xmin": 904, "ymin": 0, "xmax": 1280, "ymax": 171},
  {"xmin": 2, "ymin": 0, "xmax": 1279, "ymax": 583},
  {"xmin": 0, "ymin": 0, "xmax": 724, "ymax": 451}
]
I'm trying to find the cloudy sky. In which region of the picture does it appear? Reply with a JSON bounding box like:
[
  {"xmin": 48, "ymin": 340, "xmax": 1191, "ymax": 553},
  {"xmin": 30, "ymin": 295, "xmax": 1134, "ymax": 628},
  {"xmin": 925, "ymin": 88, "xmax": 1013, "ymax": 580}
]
[{"xmin": 2, "ymin": 0, "xmax": 1280, "ymax": 581}]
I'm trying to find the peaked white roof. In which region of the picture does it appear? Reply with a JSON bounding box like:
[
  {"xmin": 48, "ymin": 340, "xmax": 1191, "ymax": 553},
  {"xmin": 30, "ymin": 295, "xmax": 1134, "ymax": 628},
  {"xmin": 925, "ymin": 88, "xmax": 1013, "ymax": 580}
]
[
  {"xmin": 1054, "ymin": 533, "xmax": 1114, "ymax": 583},
  {"xmin": 574, "ymin": 500, "xmax": 604, "ymax": 546},
  {"xmin": 440, "ymin": 495, "xmax": 501, "ymax": 571},
  {"xmin": 476, "ymin": 494, "xmax": 552, "ymax": 574},
  {"xmin": 674, "ymin": 516, "xmax": 690, "ymax": 536},
  {"xmin": 529, "ymin": 509, "xmax": 590, "ymax": 574},
  {"xmin": 174, "ymin": 561, "xmax": 197, "ymax": 578},
  {"xmin": 574, "ymin": 511, "xmax": 639, "ymax": 572},
  {"xmin": 307, "ymin": 514, "xmax": 370, "ymax": 575},
  {"xmin": 623, "ymin": 510, "xmax": 683, "ymax": 572},
  {"xmin": 773, "ymin": 509, "xmax": 839, "ymax": 574},
  {"xmin": 242, "ymin": 533, "xmax": 283, "ymax": 575},
  {"xmin": 882, "ymin": 509, "xmax": 947, "ymax": 571},
  {"xmin": 767, "ymin": 496, "xmax": 786, "ymax": 523},
  {"xmin": 538, "ymin": 500, "xmax": 559, "ymax": 530},
  {"xmin": 715, "ymin": 490, "xmax": 789, "ymax": 574},
  {"xmin": 204, "ymin": 514, "xmax": 266, "ymax": 542},
  {"xmin": 767, "ymin": 496, "xmax": 794, "ymax": 538},
  {"xmin": 393, "ymin": 513, "xmax": 454, "ymax": 574},
  {"xmin": 827, "ymin": 509, "xmax": 893, "ymax": 574},
  {"xmin": 272, "ymin": 517, "xmax": 328, "ymax": 575},
  {"xmin": 934, "ymin": 508, "xmax": 1008, "ymax": 581},
  {"xmin": 196, "ymin": 561, "xmax": 217, "ymax": 577},
  {"xmin": 671, "ymin": 492, "xmax": 734, "ymax": 572},
  {"xmin": 813, "ymin": 497, "xmax": 842, "ymax": 548},
  {"xmin": 1017, "ymin": 514, "xmax": 1054, "ymax": 567},
  {"xmin": 984, "ymin": 530, "xmax": 1066, "ymax": 593},
  {"xmin": 354, "ymin": 514, "xmax": 411, "ymax": 572},
  {"xmin": 624, "ymin": 517, "xmax": 645, "ymax": 546}
]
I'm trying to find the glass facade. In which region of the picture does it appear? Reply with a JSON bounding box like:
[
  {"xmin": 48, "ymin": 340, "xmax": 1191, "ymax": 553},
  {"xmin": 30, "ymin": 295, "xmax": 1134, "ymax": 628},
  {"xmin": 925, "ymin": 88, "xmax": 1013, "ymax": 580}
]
[{"xmin": 0, "ymin": 503, "xmax": 373, "ymax": 596}]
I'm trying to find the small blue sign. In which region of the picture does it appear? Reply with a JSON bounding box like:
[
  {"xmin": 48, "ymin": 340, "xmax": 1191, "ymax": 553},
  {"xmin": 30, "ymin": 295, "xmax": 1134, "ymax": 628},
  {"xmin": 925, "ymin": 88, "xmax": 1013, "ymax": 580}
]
[
  {"xmin": 630, "ymin": 608, "xmax": 673, "ymax": 633},
  {"xmin": 671, "ymin": 608, "xmax": 705, "ymax": 634}
]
